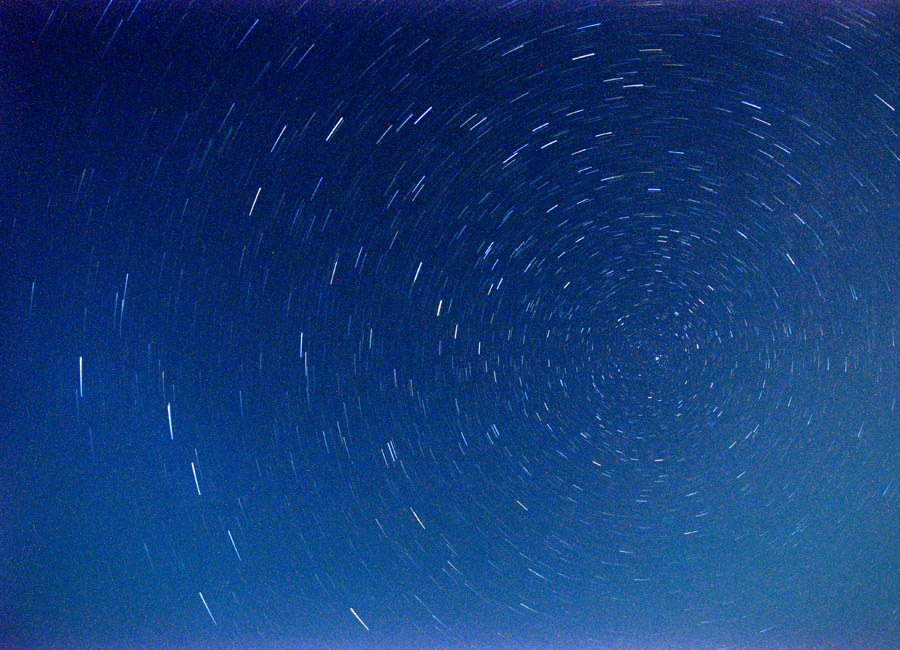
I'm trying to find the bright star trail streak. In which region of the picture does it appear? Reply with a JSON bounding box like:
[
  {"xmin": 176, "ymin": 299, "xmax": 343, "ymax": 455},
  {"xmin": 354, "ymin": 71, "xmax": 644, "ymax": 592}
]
[
  {"xmin": 4, "ymin": 2, "xmax": 900, "ymax": 650},
  {"xmin": 198, "ymin": 591, "xmax": 217, "ymax": 627}
]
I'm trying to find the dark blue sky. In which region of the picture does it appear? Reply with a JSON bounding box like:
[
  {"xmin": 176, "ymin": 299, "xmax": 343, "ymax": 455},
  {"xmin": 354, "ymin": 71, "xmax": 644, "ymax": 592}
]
[{"xmin": 3, "ymin": 1, "xmax": 900, "ymax": 648}]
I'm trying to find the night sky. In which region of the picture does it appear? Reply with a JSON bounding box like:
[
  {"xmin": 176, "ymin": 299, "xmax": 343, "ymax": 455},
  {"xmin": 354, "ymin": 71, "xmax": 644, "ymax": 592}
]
[{"xmin": 4, "ymin": 1, "xmax": 900, "ymax": 649}]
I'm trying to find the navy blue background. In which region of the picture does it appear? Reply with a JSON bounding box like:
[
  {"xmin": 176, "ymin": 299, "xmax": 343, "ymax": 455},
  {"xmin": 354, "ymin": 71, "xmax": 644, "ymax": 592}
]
[{"xmin": 3, "ymin": 1, "xmax": 899, "ymax": 648}]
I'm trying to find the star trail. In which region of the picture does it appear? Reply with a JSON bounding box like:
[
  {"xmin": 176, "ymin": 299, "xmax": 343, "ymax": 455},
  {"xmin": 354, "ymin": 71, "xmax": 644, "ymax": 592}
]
[{"xmin": 4, "ymin": 1, "xmax": 900, "ymax": 649}]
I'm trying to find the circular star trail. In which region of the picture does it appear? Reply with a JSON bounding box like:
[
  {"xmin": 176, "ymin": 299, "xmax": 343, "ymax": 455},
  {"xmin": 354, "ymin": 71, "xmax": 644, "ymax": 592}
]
[{"xmin": 5, "ymin": 2, "xmax": 900, "ymax": 649}]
